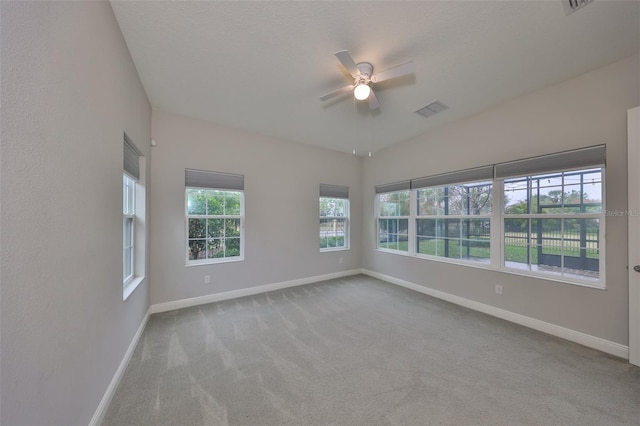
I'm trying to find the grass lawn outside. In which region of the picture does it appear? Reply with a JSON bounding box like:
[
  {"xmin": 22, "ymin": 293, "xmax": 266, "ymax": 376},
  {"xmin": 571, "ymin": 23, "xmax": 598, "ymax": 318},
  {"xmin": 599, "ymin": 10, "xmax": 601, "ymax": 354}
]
[{"xmin": 379, "ymin": 231, "xmax": 599, "ymax": 264}]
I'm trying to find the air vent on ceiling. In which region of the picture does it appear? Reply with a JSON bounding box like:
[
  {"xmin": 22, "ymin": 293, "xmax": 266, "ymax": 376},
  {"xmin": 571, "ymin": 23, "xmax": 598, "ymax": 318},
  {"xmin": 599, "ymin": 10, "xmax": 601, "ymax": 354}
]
[
  {"xmin": 415, "ymin": 101, "xmax": 449, "ymax": 118},
  {"xmin": 563, "ymin": 0, "xmax": 594, "ymax": 15}
]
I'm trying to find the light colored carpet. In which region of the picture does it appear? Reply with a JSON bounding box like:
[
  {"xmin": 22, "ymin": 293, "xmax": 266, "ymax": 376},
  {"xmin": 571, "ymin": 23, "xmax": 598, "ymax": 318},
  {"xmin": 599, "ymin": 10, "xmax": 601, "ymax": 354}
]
[{"xmin": 103, "ymin": 275, "xmax": 640, "ymax": 425}]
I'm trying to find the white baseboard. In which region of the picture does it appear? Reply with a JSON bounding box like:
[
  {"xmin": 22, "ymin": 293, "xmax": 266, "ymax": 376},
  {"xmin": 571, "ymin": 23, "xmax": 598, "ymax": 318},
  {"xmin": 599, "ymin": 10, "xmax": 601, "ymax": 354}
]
[
  {"xmin": 150, "ymin": 269, "xmax": 362, "ymax": 314},
  {"xmin": 362, "ymin": 269, "xmax": 629, "ymax": 360},
  {"xmin": 89, "ymin": 308, "xmax": 151, "ymax": 426}
]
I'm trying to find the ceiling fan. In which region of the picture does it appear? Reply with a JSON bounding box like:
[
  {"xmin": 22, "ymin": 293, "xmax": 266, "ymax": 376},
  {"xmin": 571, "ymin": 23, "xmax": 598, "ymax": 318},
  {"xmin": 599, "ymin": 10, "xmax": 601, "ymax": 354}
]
[{"xmin": 320, "ymin": 50, "xmax": 415, "ymax": 110}]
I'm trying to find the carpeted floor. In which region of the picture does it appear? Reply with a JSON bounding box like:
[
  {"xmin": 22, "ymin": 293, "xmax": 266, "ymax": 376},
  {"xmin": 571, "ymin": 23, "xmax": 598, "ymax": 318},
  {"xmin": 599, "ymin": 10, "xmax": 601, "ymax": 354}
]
[{"xmin": 103, "ymin": 275, "xmax": 640, "ymax": 425}]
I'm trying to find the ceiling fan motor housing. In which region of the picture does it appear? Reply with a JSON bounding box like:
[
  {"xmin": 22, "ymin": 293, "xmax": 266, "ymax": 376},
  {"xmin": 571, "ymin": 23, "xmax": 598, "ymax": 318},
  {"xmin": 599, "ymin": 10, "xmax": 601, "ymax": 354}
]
[{"xmin": 356, "ymin": 62, "xmax": 373, "ymax": 80}]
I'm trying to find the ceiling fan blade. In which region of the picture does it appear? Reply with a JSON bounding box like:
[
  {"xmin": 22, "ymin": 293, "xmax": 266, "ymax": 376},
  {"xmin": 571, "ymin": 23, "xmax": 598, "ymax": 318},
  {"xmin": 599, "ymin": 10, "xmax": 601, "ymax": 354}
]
[
  {"xmin": 335, "ymin": 50, "xmax": 359, "ymax": 78},
  {"xmin": 368, "ymin": 89, "xmax": 380, "ymax": 110},
  {"xmin": 371, "ymin": 61, "xmax": 415, "ymax": 83},
  {"xmin": 320, "ymin": 85, "xmax": 354, "ymax": 101}
]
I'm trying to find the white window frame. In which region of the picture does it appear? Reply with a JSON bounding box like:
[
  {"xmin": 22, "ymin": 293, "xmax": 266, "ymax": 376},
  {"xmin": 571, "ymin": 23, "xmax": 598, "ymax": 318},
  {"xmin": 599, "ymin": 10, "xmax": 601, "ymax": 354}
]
[
  {"xmin": 185, "ymin": 188, "xmax": 245, "ymax": 265},
  {"xmin": 122, "ymin": 136, "xmax": 146, "ymax": 301},
  {"xmin": 415, "ymin": 181, "xmax": 493, "ymax": 265},
  {"xmin": 320, "ymin": 197, "xmax": 350, "ymax": 252},
  {"xmin": 123, "ymin": 173, "xmax": 135, "ymax": 286},
  {"xmin": 499, "ymin": 167, "xmax": 605, "ymax": 288},
  {"xmin": 376, "ymin": 190, "xmax": 412, "ymax": 254},
  {"xmin": 375, "ymin": 164, "xmax": 605, "ymax": 288}
]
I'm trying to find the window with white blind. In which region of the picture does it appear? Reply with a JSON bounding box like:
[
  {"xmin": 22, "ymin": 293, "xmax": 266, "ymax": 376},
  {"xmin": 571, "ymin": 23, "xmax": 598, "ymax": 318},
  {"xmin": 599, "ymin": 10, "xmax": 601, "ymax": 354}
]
[
  {"xmin": 185, "ymin": 169, "xmax": 244, "ymax": 265},
  {"xmin": 123, "ymin": 134, "xmax": 145, "ymax": 299},
  {"xmin": 374, "ymin": 145, "xmax": 606, "ymax": 288},
  {"xmin": 123, "ymin": 173, "xmax": 135, "ymax": 284}
]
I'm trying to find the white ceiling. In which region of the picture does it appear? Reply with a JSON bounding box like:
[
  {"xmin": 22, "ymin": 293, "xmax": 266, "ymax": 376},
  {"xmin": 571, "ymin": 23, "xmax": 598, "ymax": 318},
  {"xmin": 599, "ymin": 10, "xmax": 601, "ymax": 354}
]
[{"xmin": 110, "ymin": 1, "xmax": 640, "ymax": 156}]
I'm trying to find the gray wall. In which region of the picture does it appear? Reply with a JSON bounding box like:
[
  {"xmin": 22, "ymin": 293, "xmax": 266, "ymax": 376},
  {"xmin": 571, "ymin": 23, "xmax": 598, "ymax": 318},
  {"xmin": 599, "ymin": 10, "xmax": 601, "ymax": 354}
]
[
  {"xmin": 0, "ymin": 2, "xmax": 151, "ymax": 425},
  {"xmin": 362, "ymin": 54, "xmax": 640, "ymax": 346},
  {"xmin": 150, "ymin": 110, "xmax": 362, "ymax": 306},
  {"xmin": 0, "ymin": 1, "xmax": 636, "ymax": 424}
]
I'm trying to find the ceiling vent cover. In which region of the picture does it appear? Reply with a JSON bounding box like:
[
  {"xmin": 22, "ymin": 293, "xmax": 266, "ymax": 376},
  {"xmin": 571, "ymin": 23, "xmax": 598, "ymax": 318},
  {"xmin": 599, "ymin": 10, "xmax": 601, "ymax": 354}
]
[
  {"xmin": 415, "ymin": 101, "xmax": 448, "ymax": 118},
  {"xmin": 563, "ymin": 0, "xmax": 594, "ymax": 15}
]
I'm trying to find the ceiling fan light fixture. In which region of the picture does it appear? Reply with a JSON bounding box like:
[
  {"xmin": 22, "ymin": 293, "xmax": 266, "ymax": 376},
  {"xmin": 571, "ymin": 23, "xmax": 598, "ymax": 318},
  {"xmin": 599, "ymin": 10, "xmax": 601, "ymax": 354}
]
[
  {"xmin": 320, "ymin": 50, "xmax": 415, "ymax": 110},
  {"xmin": 354, "ymin": 83, "xmax": 371, "ymax": 100}
]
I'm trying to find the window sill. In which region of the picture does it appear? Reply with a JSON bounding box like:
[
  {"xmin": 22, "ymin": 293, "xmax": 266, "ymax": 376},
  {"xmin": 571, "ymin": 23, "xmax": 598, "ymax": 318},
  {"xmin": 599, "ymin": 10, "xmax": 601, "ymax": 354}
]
[
  {"xmin": 376, "ymin": 247, "xmax": 411, "ymax": 257},
  {"xmin": 186, "ymin": 256, "xmax": 244, "ymax": 267},
  {"xmin": 500, "ymin": 266, "xmax": 605, "ymax": 290},
  {"xmin": 415, "ymin": 252, "xmax": 493, "ymax": 271},
  {"xmin": 123, "ymin": 276, "xmax": 144, "ymax": 301},
  {"xmin": 320, "ymin": 247, "xmax": 350, "ymax": 253},
  {"xmin": 376, "ymin": 248, "xmax": 605, "ymax": 290}
]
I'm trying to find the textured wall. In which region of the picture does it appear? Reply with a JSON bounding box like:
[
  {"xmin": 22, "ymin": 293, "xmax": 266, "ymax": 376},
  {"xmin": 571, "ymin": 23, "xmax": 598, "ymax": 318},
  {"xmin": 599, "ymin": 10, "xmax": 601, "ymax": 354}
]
[
  {"xmin": 362, "ymin": 54, "xmax": 640, "ymax": 346},
  {"xmin": 0, "ymin": 2, "xmax": 151, "ymax": 424},
  {"xmin": 150, "ymin": 110, "xmax": 362, "ymax": 306}
]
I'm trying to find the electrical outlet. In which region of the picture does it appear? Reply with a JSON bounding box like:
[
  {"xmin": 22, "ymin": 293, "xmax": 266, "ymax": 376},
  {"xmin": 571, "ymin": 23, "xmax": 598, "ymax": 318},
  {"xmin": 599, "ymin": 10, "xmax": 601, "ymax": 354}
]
[
  {"xmin": 495, "ymin": 284, "xmax": 503, "ymax": 295},
  {"xmin": 204, "ymin": 275, "xmax": 211, "ymax": 284},
  {"xmin": 339, "ymin": 257, "xmax": 343, "ymax": 264}
]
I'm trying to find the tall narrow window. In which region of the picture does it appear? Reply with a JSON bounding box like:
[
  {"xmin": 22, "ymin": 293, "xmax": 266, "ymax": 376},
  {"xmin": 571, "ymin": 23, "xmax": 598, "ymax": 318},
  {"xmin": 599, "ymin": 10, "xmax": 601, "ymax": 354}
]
[
  {"xmin": 320, "ymin": 184, "xmax": 349, "ymax": 251},
  {"xmin": 123, "ymin": 134, "xmax": 145, "ymax": 297},
  {"xmin": 185, "ymin": 169, "xmax": 244, "ymax": 265},
  {"xmin": 123, "ymin": 174, "xmax": 135, "ymax": 284}
]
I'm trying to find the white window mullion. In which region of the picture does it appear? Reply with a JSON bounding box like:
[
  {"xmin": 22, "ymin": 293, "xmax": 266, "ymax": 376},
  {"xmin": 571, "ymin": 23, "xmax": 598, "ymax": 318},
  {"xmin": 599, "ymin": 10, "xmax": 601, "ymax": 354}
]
[
  {"xmin": 528, "ymin": 215, "xmax": 533, "ymax": 271},
  {"xmin": 374, "ymin": 195, "xmax": 380, "ymax": 249},
  {"xmin": 560, "ymin": 217, "xmax": 565, "ymax": 276},
  {"xmin": 408, "ymin": 190, "xmax": 417, "ymax": 256},
  {"xmin": 492, "ymin": 179, "xmax": 503, "ymax": 269}
]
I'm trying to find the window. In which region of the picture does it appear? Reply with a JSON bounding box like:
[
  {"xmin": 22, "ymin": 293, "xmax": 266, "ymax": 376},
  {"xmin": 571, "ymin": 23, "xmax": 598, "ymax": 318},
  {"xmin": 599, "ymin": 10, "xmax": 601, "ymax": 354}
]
[
  {"xmin": 123, "ymin": 134, "xmax": 145, "ymax": 299},
  {"xmin": 319, "ymin": 198, "xmax": 349, "ymax": 250},
  {"xmin": 374, "ymin": 145, "xmax": 606, "ymax": 287},
  {"xmin": 185, "ymin": 169, "xmax": 244, "ymax": 265},
  {"xmin": 377, "ymin": 190, "xmax": 410, "ymax": 252},
  {"xmin": 319, "ymin": 184, "xmax": 349, "ymax": 251},
  {"xmin": 416, "ymin": 181, "xmax": 492, "ymax": 263},
  {"xmin": 123, "ymin": 173, "xmax": 135, "ymax": 284},
  {"xmin": 503, "ymin": 168, "xmax": 602, "ymax": 282}
]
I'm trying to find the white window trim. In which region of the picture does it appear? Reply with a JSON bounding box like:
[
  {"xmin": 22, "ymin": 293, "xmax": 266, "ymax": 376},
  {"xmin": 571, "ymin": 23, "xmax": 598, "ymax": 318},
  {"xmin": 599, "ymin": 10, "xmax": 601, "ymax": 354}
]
[
  {"xmin": 375, "ymin": 190, "xmax": 412, "ymax": 254},
  {"xmin": 185, "ymin": 189, "xmax": 245, "ymax": 266},
  {"xmin": 375, "ymin": 168, "xmax": 606, "ymax": 289},
  {"xmin": 401, "ymin": 185, "xmax": 493, "ymax": 263},
  {"xmin": 320, "ymin": 197, "xmax": 350, "ymax": 252},
  {"xmin": 122, "ymin": 159, "xmax": 146, "ymax": 301},
  {"xmin": 123, "ymin": 173, "xmax": 136, "ymax": 287},
  {"xmin": 496, "ymin": 170, "xmax": 606, "ymax": 288},
  {"xmin": 123, "ymin": 276, "xmax": 144, "ymax": 300},
  {"xmin": 123, "ymin": 214, "xmax": 135, "ymax": 285}
]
